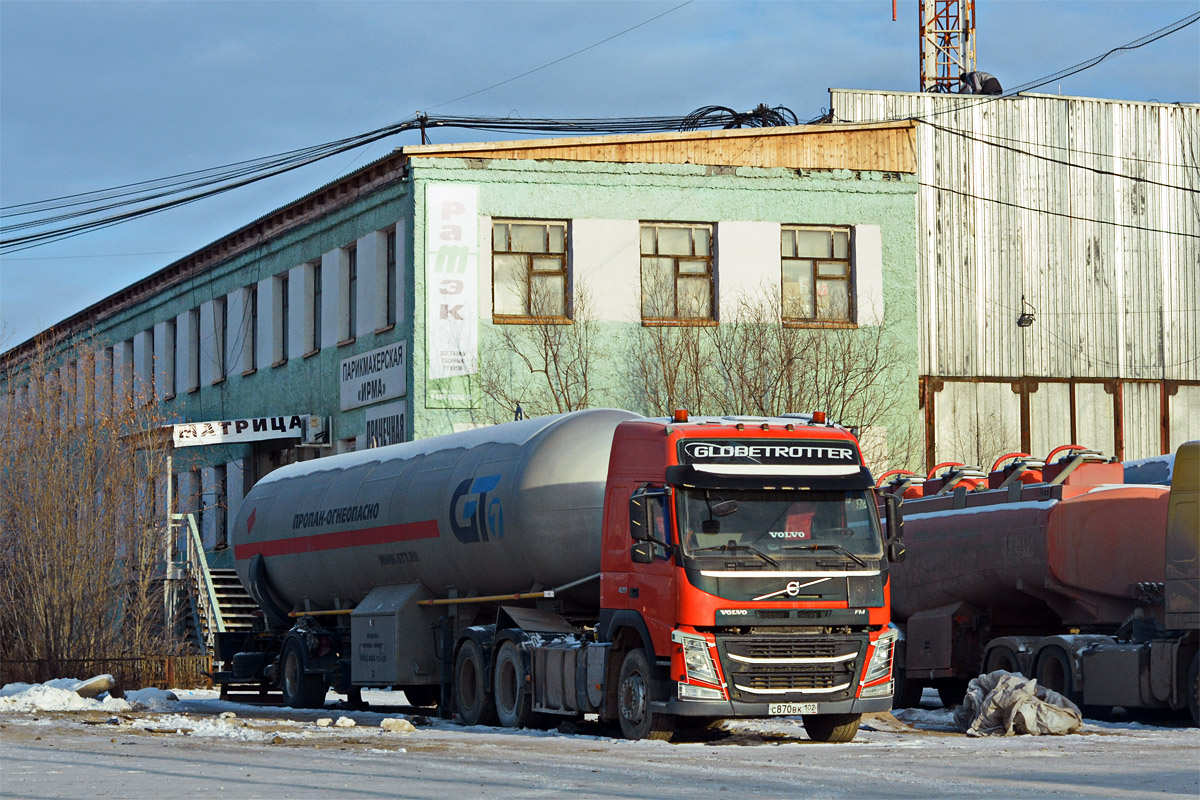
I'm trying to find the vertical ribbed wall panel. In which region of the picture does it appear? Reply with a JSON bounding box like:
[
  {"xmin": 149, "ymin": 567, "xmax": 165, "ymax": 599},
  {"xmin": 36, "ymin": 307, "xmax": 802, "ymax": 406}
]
[{"xmin": 831, "ymin": 90, "xmax": 1199, "ymax": 383}]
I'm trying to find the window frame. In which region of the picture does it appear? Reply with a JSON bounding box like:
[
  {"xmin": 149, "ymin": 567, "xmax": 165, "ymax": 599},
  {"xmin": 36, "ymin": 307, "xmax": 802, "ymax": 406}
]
[
  {"xmin": 309, "ymin": 260, "xmax": 322, "ymax": 355},
  {"xmin": 385, "ymin": 229, "xmax": 398, "ymax": 327},
  {"xmin": 491, "ymin": 218, "xmax": 571, "ymax": 323},
  {"xmin": 780, "ymin": 225, "xmax": 855, "ymax": 327},
  {"xmin": 639, "ymin": 222, "xmax": 716, "ymax": 325},
  {"xmin": 245, "ymin": 284, "xmax": 258, "ymax": 374},
  {"xmin": 344, "ymin": 244, "xmax": 357, "ymax": 344},
  {"xmin": 276, "ymin": 272, "xmax": 289, "ymax": 366}
]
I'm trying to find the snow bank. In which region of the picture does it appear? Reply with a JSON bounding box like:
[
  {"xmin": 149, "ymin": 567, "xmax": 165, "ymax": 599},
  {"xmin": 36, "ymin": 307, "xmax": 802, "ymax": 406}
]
[
  {"xmin": 0, "ymin": 683, "xmax": 132, "ymax": 713},
  {"xmin": 0, "ymin": 678, "xmax": 177, "ymax": 713}
]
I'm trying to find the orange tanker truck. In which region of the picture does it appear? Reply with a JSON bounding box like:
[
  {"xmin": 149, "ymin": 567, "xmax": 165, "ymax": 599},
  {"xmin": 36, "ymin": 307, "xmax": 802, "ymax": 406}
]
[
  {"xmin": 879, "ymin": 442, "xmax": 1199, "ymax": 724},
  {"xmin": 215, "ymin": 409, "xmax": 906, "ymax": 742}
]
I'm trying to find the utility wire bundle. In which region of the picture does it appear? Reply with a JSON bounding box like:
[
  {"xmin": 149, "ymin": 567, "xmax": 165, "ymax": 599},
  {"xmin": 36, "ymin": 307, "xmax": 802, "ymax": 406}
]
[{"xmin": 0, "ymin": 106, "xmax": 801, "ymax": 255}]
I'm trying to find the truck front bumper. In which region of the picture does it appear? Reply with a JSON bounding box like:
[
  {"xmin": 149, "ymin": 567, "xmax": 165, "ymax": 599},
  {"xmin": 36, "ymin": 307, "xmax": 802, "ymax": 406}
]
[{"xmin": 653, "ymin": 695, "xmax": 892, "ymax": 717}]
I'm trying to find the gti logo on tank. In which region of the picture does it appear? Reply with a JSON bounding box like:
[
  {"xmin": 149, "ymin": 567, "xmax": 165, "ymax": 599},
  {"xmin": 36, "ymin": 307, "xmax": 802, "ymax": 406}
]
[{"xmin": 450, "ymin": 474, "xmax": 504, "ymax": 543}]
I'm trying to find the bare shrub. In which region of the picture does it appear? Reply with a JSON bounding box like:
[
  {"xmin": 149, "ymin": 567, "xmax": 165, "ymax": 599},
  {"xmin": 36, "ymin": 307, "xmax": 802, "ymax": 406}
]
[{"xmin": 0, "ymin": 337, "xmax": 180, "ymax": 676}]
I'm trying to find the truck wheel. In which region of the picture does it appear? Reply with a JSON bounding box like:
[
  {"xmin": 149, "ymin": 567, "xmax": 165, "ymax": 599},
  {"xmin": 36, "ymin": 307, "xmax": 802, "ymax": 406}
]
[
  {"xmin": 892, "ymin": 672, "xmax": 923, "ymax": 709},
  {"xmin": 983, "ymin": 645, "xmax": 1021, "ymax": 675},
  {"xmin": 617, "ymin": 649, "xmax": 675, "ymax": 741},
  {"xmin": 1188, "ymin": 653, "xmax": 1199, "ymax": 728},
  {"xmin": 936, "ymin": 679, "xmax": 969, "ymax": 709},
  {"xmin": 1035, "ymin": 646, "xmax": 1078, "ymax": 703},
  {"xmin": 802, "ymin": 713, "xmax": 861, "ymax": 743},
  {"xmin": 493, "ymin": 641, "xmax": 535, "ymax": 728},
  {"xmin": 280, "ymin": 638, "xmax": 328, "ymax": 709},
  {"xmin": 454, "ymin": 639, "xmax": 498, "ymax": 726}
]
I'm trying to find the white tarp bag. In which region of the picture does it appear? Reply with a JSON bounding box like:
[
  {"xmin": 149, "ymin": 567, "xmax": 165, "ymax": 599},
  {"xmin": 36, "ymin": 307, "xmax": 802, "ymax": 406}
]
[{"xmin": 954, "ymin": 670, "xmax": 1083, "ymax": 736}]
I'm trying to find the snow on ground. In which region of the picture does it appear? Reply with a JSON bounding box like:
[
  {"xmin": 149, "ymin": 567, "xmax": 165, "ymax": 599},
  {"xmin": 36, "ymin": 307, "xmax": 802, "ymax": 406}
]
[
  {"xmin": 3, "ymin": 681, "xmax": 1196, "ymax": 800},
  {"xmin": 2, "ymin": 680, "xmax": 1195, "ymax": 747}
]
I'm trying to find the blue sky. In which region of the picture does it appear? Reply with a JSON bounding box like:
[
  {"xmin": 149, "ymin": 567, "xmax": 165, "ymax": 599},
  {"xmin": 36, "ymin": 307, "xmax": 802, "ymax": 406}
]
[{"xmin": 2, "ymin": 0, "xmax": 1197, "ymax": 349}]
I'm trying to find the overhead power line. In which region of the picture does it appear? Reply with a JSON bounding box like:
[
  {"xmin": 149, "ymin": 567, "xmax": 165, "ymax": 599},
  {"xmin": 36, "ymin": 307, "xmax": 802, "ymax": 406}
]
[
  {"xmin": 923, "ymin": 122, "xmax": 1200, "ymax": 193},
  {"xmin": 0, "ymin": 108, "xmax": 801, "ymax": 254},
  {"xmin": 918, "ymin": 181, "xmax": 1200, "ymax": 239},
  {"xmin": 832, "ymin": 11, "xmax": 1200, "ymax": 127}
]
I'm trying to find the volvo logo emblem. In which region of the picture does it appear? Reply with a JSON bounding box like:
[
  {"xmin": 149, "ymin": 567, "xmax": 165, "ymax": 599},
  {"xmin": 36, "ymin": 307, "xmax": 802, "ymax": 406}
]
[{"xmin": 786, "ymin": 581, "xmax": 801, "ymax": 596}]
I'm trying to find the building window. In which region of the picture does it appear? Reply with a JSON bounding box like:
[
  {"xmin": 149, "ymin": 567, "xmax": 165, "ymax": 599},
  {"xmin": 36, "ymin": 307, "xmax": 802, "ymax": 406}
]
[
  {"xmin": 311, "ymin": 261, "xmax": 322, "ymax": 353},
  {"xmin": 215, "ymin": 297, "xmax": 227, "ymax": 381},
  {"xmin": 276, "ymin": 273, "xmax": 289, "ymax": 364},
  {"xmin": 162, "ymin": 318, "xmax": 176, "ymax": 397},
  {"xmin": 346, "ymin": 245, "xmax": 357, "ymax": 341},
  {"xmin": 187, "ymin": 309, "xmax": 200, "ymax": 390},
  {"xmin": 781, "ymin": 226, "xmax": 853, "ymax": 323},
  {"xmin": 492, "ymin": 220, "xmax": 568, "ymax": 319},
  {"xmin": 640, "ymin": 223, "xmax": 714, "ymax": 321},
  {"xmin": 385, "ymin": 229, "xmax": 397, "ymax": 327},
  {"xmin": 246, "ymin": 284, "xmax": 258, "ymax": 372}
]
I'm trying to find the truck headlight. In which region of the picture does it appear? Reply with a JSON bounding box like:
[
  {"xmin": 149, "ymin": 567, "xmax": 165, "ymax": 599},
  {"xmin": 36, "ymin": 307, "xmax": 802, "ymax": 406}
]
[
  {"xmin": 861, "ymin": 629, "xmax": 897, "ymax": 687},
  {"xmin": 672, "ymin": 631, "xmax": 719, "ymax": 686}
]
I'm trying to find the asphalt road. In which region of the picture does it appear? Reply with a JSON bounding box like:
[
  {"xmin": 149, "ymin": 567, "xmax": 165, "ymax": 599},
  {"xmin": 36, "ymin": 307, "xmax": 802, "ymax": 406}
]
[{"xmin": 1, "ymin": 707, "xmax": 1196, "ymax": 800}]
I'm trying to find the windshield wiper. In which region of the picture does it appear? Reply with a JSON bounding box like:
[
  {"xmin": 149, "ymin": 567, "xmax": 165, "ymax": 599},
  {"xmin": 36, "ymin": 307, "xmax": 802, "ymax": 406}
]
[
  {"xmin": 690, "ymin": 542, "xmax": 779, "ymax": 568},
  {"xmin": 781, "ymin": 543, "xmax": 867, "ymax": 568}
]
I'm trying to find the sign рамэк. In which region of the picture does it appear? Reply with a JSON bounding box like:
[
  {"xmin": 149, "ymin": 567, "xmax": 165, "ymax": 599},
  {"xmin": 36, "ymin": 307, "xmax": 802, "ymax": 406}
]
[{"xmin": 340, "ymin": 341, "xmax": 407, "ymax": 411}]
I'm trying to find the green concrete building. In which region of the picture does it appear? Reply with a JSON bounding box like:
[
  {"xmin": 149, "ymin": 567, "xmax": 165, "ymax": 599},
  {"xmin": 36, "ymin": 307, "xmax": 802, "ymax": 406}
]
[{"xmin": 2, "ymin": 122, "xmax": 919, "ymax": 561}]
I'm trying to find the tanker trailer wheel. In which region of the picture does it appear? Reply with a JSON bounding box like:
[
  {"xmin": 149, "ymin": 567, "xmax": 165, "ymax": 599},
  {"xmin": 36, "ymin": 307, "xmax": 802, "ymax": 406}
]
[
  {"xmin": 280, "ymin": 638, "xmax": 328, "ymax": 709},
  {"xmin": 616, "ymin": 649, "xmax": 675, "ymax": 741},
  {"xmin": 454, "ymin": 639, "xmax": 498, "ymax": 726},
  {"xmin": 802, "ymin": 713, "xmax": 861, "ymax": 743},
  {"xmin": 983, "ymin": 645, "xmax": 1022, "ymax": 675},
  {"xmin": 401, "ymin": 685, "xmax": 440, "ymax": 708},
  {"xmin": 1034, "ymin": 646, "xmax": 1079, "ymax": 704},
  {"xmin": 493, "ymin": 641, "xmax": 537, "ymax": 728}
]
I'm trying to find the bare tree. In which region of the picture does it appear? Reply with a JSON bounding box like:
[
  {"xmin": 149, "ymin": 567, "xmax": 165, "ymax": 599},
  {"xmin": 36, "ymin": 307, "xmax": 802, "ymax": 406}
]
[
  {"xmin": 0, "ymin": 337, "xmax": 179, "ymax": 677},
  {"xmin": 478, "ymin": 280, "xmax": 599, "ymax": 421},
  {"xmin": 623, "ymin": 287, "xmax": 921, "ymax": 473}
]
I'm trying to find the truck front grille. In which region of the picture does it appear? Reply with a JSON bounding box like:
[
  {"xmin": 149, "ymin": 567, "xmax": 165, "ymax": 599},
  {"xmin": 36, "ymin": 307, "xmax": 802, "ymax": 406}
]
[{"xmin": 716, "ymin": 634, "xmax": 867, "ymax": 702}]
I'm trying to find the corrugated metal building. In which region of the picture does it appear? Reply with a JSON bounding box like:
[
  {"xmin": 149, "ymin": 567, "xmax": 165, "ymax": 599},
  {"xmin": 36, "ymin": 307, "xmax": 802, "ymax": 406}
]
[{"xmin": 832, "ymin": 89, "xmax": 1200, "ymax": 465}]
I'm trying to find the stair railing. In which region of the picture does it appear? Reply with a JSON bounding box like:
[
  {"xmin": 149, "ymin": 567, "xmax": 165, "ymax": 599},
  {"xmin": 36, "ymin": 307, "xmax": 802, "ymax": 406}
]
[{"xmin": 173, "ymin": 512, "xmax": 225, "ymax": 653}]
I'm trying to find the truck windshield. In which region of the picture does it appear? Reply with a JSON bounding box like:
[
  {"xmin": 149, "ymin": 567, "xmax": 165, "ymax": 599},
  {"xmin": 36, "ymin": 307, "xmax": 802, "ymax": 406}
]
[{"xmin": 676, "ymin": 488, "xmax": 884, "ymax": 562}]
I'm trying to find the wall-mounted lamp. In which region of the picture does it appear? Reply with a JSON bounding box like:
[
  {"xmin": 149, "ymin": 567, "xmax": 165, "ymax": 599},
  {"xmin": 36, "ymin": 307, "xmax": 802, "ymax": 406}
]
[{"xmin": 1017, "ymin": 295, "xmax": 1036, "ymax": 328}]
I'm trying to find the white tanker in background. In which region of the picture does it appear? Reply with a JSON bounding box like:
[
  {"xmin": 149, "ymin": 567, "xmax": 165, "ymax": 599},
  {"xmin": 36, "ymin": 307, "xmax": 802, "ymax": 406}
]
[{"xmin": 216, "ymin": 408, "xmax": 907, "ymax": 742}]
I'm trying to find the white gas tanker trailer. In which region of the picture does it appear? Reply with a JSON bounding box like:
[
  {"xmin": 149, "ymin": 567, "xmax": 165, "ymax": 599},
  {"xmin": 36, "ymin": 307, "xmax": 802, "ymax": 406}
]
[{"xmin": 215, "ymin": 408, "xmax": 906, "ymax": 742}]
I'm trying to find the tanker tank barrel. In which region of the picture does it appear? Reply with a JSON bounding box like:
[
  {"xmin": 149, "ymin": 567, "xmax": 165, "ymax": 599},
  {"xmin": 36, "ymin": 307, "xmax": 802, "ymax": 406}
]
[{"xmin": 231, "ymin": 409, "xmax": 640, "ymax": 614}]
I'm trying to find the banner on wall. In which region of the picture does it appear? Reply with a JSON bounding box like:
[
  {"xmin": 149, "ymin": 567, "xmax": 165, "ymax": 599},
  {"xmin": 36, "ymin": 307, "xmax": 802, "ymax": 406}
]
[
  {"xmin": 363, "ymin": 400, "xmax": 407, "ymax": 448},
  {"xmin": 172, "ymin": 414, "xmax": 326, "ymax": 448},
  {"xmin": 425, "ymin": 184, "xmax": 480, "ymax": 409},
  {"xmin": 340, "ymin": 341, "xmax": 407, "ymax": 411}
]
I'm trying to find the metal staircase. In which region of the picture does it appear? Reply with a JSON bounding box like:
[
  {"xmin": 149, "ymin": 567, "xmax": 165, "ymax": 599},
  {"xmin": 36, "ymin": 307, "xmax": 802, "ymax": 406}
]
[{"xmin": 172, "ymin": 513, "xmax": 256, "ymax": 654}]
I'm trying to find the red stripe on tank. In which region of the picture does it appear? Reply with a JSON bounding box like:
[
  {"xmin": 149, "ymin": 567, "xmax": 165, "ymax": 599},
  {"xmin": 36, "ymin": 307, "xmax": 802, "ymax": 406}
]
[{"xmin": 234, "ymin": 519, "xmax": 440, "ymax": 559}]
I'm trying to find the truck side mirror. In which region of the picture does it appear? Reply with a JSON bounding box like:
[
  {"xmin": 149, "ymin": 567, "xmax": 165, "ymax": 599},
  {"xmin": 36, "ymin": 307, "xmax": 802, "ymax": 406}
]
[
  {"xmin": 629, "ymin": 495, "xmax": 650, "ymax": 541},
  {"xmin": 884, "ymin": 494, "xmax": 906, "ymax": 563},
  {"xmin": 631, "ymin": 542, "xmax": 655, "ymax": 564}
]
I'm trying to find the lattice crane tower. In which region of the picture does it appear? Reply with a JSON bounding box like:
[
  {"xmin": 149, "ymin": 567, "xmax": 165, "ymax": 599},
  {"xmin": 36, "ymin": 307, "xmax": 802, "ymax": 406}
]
[{"xmin": 920, "ymin": 0, "xmax": 976, "ymax": 91}]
